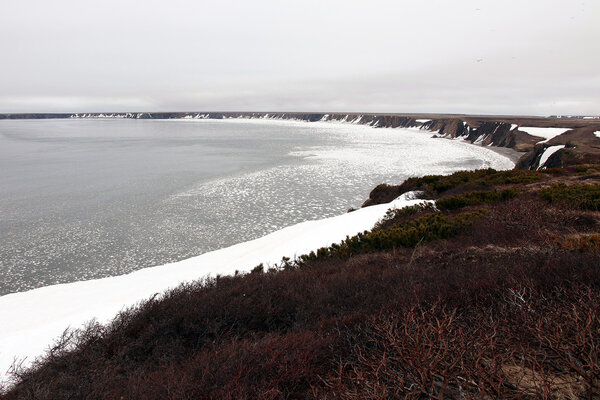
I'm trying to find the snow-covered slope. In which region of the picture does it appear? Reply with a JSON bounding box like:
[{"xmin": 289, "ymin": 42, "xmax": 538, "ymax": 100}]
[
  {"xmin": 0, "ymin": 193, "xmax": 430, "ymax": 383},
  {"xmin": 518, "ymin": 127, "xmax": 571, "ymax": 142},
  {"xmin": 537, "ymin": 145, "xmax": 565, "ymax": 169}
]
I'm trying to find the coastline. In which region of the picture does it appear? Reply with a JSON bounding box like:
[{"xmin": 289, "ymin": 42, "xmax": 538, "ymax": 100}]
[
  {"xmin": 12, "ymin": 110, "xmax": 594, "ymax": 170},
  {"xmin": 152, "ymin": 115, "xmax": 523, "ymax": 167},
  {"xmin": 0, "ymin": 117, "xmax": 515, "ymax": 296},
  {"xmin": 214, "ymin": 116, "xmax": 525, "ymax": 166},
  {"xmin": 0, "ymin": 117, "xmax": 517, "ymax": 384},
  {"xmin": 470, "ymin": 141, "xmax": 523, "ymax": 164},
  {"xmin": 0, "ymin": 194, "xmax": 430, "ymax": 383}
]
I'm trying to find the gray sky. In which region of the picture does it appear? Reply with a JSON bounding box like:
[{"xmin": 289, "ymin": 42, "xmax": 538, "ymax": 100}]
[{"xmin": 1, "ymin": 0, "xmax": 598, "ymax": 115}]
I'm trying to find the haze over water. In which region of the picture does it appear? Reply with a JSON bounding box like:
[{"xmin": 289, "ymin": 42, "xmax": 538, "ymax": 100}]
[{"xmin": 0, "ymin": 119, "xmax": 513, "ymax": 295}]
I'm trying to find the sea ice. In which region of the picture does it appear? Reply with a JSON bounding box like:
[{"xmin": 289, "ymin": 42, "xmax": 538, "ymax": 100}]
[
  {"xmin": 0, "ymin": 117, "xmax": 517, "ymax": 385},
  {"xmin": 0, "ymin": 193, "xmax": 431, "ymax": 384}
]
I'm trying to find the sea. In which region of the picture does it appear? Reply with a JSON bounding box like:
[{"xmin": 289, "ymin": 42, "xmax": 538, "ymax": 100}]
[{"xmin": 0, "ymin": 118, "xmax": 514, "ymax": 295}]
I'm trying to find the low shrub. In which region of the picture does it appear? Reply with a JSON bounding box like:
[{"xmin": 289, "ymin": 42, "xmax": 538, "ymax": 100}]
[
  {"xmin": 561, "ymin": 234, "xmax": 600, "ymax": 253},
  {"xmin": 373, "ymin": 202, "xmax": 436, "ymax": 230},
  {"xmin": 4, "ymin": 235, "xmax": 600, "ymax": 399},
  {"xmin": 575, "ymin": 164, "xmax": 600, "ymax": 175},
  {"xmin": 325, "ymin": 286, "xmax": 600, "ymax": 399},
  {"xmin": 576, "ymin": 165, "xmax": 591, "ymax": 173},
  {"xmin": 362, "ymin": 184, "xmax": 404, "ymax": 206},
  {"xmin": 5, "ymin": 166, "xmax": 600, "ymax": 400},
  {"xmin": 297, "ymin": 209, "xmax": 487, "ymax": 265},
  {"xmin": 484, "ymin": 169, "xmax": 546, "ymax": 184},
  {"xmin": 398, "ymin": 169, "xmax": 542, "ymax": 197},
  {"xmin": 251, "ymin": 264, "xmax": 264, "ymax": 273},
  {"xmin": 540, "ymin": 183, "xmax": 600, "ymax": 210},
  {"xmin": 436, "ymin": 188, "xmax": 519, "ymax": 210}
]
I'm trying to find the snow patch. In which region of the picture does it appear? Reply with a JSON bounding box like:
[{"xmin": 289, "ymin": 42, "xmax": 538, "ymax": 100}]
[
  {"xmin": 397, "ymin": 191, "xmax": 424, "ymax": 201},
  {"xmin": 416, "ymin": 119, "xmax": 431, "ymax": 123},
  {"xmin": 519, "ymin": 127, "xmax": 571, "ymax": 142},
  {"xmin": 594, "ymin": 131, "xmax": 600, "ymax": 138},
  {"xmin": 538, "ymin": 145, "xmax": 565, "ymax": 169},
  {"xmin": 0, "ymin": 193, "xmax": 431, "ymax": 383},
  {"xmin": 473, "ymin": 134, "xmax": 486, "ymax": 145}
]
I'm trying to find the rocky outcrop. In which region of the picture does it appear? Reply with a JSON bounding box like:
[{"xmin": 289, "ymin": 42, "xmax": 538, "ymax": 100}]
[
  {"xmin": 361, "ymin": 184, "xmax": 405, "ymax": 207},
  {"xmin": 516, "ymin": 126, "xmax": 600, "ymax": 169}
]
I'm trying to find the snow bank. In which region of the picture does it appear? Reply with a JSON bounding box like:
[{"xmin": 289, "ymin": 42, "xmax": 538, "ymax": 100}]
[
  {"xmin": 538, "ymin": 145, "xmax": 565, "ymax": 169},
  {"xmin": 0, "ymin": 193, "xmax": 430, "ymax": 383},
  {"xmin": 519, "ymin": 127, "xmax": 571, "ymax": 142},
  {"xmin": 416, "ymin": 119, "xmax": 431, "ymax": 123}
]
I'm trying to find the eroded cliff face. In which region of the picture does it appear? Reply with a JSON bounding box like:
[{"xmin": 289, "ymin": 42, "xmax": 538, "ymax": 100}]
[
  {"xmin": 230, "ymin": 113, "xmax": 600, "ymax": 170},
  {"xmin": 515, "ymin": 126, "xmax": 600, "ymax": 170},
  {"xmin": 212, "ymin": 113, "xmax": 556, "ymax": 158},
  {"xmin": 3, "ymin": 111, "xmax": 600, "ymax": 170}
]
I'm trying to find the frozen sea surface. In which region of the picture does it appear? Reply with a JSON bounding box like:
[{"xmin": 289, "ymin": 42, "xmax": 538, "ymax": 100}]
[
  {"xmin": 0, "ymin": 192, "xmax": 432, "ymax": 383},
  {"xmin": 0, "ymin": 118, "xmax": 513, "ymax": 295}
]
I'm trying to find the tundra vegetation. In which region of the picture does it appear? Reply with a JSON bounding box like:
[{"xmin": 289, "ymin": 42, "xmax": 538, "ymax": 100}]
[{"xmin": 2, "ymin": 165, "xmax": 600, "ymax": 399}]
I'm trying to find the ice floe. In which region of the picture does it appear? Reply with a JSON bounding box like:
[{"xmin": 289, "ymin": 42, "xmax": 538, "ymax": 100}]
[{"xmin": 0, "ymin": 193, "xmax": 431, "ymax": 383}]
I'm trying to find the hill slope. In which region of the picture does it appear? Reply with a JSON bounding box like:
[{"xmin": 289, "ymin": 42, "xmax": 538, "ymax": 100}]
[{"xmin": 2, "ymin": 166, "xmax": 600, "ymax": 399}]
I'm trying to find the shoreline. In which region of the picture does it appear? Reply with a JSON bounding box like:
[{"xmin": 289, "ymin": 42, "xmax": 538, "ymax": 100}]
[
  {"xmin": 0, "ymin": 118, "xmax": 516, "ymax": 383},
  {"xmin": 0, "ymin": 193, "xmax": 430, "ymax": 384},
  {"xmin": 7, "ymin": 110, "xmax": 591, "ymax": 165},
  {"xmin": 0, "ymin": 118, "xmax": 514, "ymax": 297},
  {"xmin": 486, "ymin": 145, "xmax": 523, "ymax": 164},
  {"xmin": 464, "ymin": 140, "xmax": 523, "ymax": 164},
  {"xmin": 200, "ymin": 116, "xmax": 524, "ymax": 166},
  {"xmin": 99, "ymin": 115, "xmax": 525, "ymax": 167}
]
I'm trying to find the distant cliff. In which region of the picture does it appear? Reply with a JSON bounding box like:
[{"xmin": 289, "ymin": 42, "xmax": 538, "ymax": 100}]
[{"xmin": 2, "ymin": 111, "xmax": 599, "ymax": 169}]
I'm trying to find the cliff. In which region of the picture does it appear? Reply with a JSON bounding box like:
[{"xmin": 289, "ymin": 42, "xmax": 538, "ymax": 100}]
[{"xmin": 3, "ymin": 111, "xmax": 600, "ymax": 169}]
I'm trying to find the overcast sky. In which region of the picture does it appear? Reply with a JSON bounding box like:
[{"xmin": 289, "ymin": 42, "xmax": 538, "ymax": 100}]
[{"xmin": 1, "ymin": 0, "xmax": 598, "ymax": 115}]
